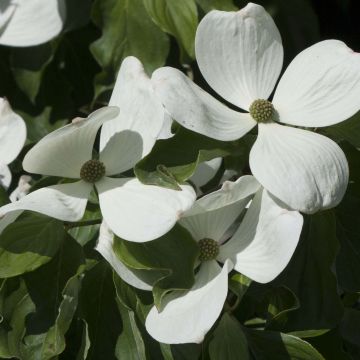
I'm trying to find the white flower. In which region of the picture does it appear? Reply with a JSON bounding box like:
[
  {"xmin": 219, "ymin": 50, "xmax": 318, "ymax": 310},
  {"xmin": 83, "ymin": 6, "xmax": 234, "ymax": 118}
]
[
  {"xmin": 151, "ymin": 2, "xmax": 360, "ymax": 214},
  {"xmin": 145, "ymin": 175, "xmax": 303, "ymax": 344},
  {"xmin": 0, "ymin": 57, "xmax": 196, "ymax": 242},
  {"xmin": 0, "ymin": 98, "xmax": 26, "ymax": 189},
  {"xmin": 0, "ymin": 0, "xmax": 65, "ymax": 47},
  {"xmin": 9, "ymin": 174, "xmax": 31, "ymax": 202}
]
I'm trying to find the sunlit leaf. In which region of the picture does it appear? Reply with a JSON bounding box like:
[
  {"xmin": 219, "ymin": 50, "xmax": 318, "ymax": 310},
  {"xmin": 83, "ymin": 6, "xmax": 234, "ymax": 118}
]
[{"xmin": 143, "ymin": 0, "xmax": 198, "ymax": 60}]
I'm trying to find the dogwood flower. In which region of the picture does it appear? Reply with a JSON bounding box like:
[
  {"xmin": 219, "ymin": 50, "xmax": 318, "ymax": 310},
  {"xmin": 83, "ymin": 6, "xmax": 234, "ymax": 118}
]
[
  {"xmin": 0, "ymin": 0, "xmax": 65, "ymax": 47},
  {"xmin": 9, "ymin": 175, "xmax": 31, "ymax": 202},
  {"xmin": 0, "ymin": 98, "xmax": 26, "ymax": 189},
  {"xmin": 0, "ymin": 57, "xmax": 196, "ymax": 242},
  {"xmin": 151, "ymin": 2, "xmax": 360, "ymax": 214},
  {"xmin": 145, "ymin": 175, "xmax": 303, "ymax": 344}
]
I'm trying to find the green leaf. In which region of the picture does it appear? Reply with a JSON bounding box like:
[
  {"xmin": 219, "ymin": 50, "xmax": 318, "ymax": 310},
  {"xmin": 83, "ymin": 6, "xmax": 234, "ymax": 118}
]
[
  {"xmin": 170, "ymin": 343, "xmax": 201, "ymax": 360},
  {"xmin": 20, "ymin": 235, "xmax": 86, "ymax": 359},
  {"xmin": 229, "ymin": 273, "xmax": 251, "ymax": 302},
  {"xmin": 76, "ymin": 320, "xmax": 91, "ymax": 360},
  {"xmin": 196, "ymin": 0, "xmax": 237, "ymax": 12},
  {"xmin": 10, "ymin": 43, "xmax": 56, "ymax": 103},
  {"xmin": 19, "ymin": 106, "xmax": 67, "ymax": 143},
  {"xmin": 0, "ymin": 187, "xmax": 9, "ymax": 207},
  {"xmin": 91, "ymin": 0, "xmax": 169, "ymax": 98},
  {"xmin": 68, "ymin": 207, "xmax": 101, "ymax": 246},
  {"xmin": 266, "ymin": 286, "xmax": 300, "ymax": 331},
  {"xmin": 287, "ymin": 330, "xmax": 330, "ymax": 339},
  {"xmin": 340, "ymin": 308, "xmax": 360, "ymax": 353},
  {"xmin": 116, "ymin": 304, "xmax": 146, "ymax": 360},
  {"xmin": 40, "ymin": 273, "xmax": 83, "ymax": 359},
  {"xmin": 245, "ymin": 329, "xmax": 325, "ymax": 360},
  {"xmin": 273, "ymin": 211, "xmax": 343, "ymax": 330},
  {"xmin": 209, "ymin": 313, "xmax": 250, "ymax": 360},
  {"xmin": 305, "ymin": 329, "xmax": 352, "ymax": 360},
  {"xmin": 7, "ymin": 289, "xmax": 36, "ymax": 358},
  {"xmin": 135, "ymin": 127, "xmax": 235, "ymax": 190},
  {"xmin": 113, "ymin": 224, "xmax": 199, "ymax": 309},
  {"xmin": 324, "ymin": 111, "xmax": 360, "ymax": 148},
  {"xmin": 0, "ymin": 280, "xmax": 29, "ymax": 358},
  {"xmin": 143, "ymin": 0, "xmax": 198, "ymax": 60},
  {"xmin": 335, "ymin": 143, "xmax": 360, "ymax": 292},
  {"xmin": 113, "ymin": 274, "xmax": 150, "ymax": 324},
  {"xmin": 79, "ymin": 261, "xmax": 122, "ymax": 359},
  {"xmin": 0, "ymin": 212, "xmax": 65, "ymax": 278}
]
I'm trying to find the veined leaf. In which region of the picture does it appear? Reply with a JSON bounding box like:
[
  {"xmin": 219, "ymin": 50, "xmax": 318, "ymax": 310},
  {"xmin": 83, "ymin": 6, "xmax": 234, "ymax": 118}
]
[
  {"xmin": 91, "ymin": 0, "xmax": 169, "ymax": 99},
  {"xmin": 143, "ymin": 0, "xmax": 198, "ymax": 60},
  {"xmin": 0, "ymin": 212, "xmax": 65, "ymax": 278}
]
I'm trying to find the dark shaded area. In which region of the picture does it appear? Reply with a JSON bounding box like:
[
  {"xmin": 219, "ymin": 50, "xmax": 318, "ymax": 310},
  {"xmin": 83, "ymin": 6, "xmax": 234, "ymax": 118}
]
[{"xmin": 312, "ymin": 0, "xmax": 360, "ymax": 50}]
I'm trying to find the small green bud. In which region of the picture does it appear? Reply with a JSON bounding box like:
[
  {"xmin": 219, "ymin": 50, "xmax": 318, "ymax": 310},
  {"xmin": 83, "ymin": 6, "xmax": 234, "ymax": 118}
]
[
  {"xmin": 249, "ymin": 99, "xmax": 274, "ymax": 123},
  {"xmin": 198, "ymin": 238, "xmax": 219, "ymax": 262},
  {"xmin": 80, "ymin": 159, "xmax": 106, "ymax": 183}
]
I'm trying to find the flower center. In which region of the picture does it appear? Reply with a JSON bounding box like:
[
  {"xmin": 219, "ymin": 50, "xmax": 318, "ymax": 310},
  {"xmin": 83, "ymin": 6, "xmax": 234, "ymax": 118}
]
[
  {"xmin": 80, "ymin": 160, "xmax": 106, "ymax": 183},
  {"xmin": 249, "ymin": 99, "xmax": 274, "ymax": 123},
  {"xmin": 198, "ymin": 238, "xmax": 219, "ymax": 261}
]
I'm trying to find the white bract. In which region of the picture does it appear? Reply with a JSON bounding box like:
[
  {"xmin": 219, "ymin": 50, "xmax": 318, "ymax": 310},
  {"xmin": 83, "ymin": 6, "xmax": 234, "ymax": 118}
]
[
  {"xmin": 145, "ymin": 175, "xmax": 303, "ymax": 344},
  {"xmin": 0, "ymin": 0, "xmax": 65, "ymax": 47},
  {"xmin": 0, "ymin": 98, "xmax": 26, "ymax": 189},
  {"xmin": 151, "ymin": 2, "xmax": 360, "ymax": 214},
  {"xmin": 0, "ymin": 57, "xmax": 196, "ymax": 242},
  {"xmin": 9, "ymin": 175, "xmax": 31, "ymax": 202}
]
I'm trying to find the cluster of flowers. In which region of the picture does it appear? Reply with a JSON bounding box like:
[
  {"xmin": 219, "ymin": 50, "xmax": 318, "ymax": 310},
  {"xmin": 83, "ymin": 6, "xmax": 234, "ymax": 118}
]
[{"xmin": 1, "ymin": 1, "xmax": 360, "ymax": 345}]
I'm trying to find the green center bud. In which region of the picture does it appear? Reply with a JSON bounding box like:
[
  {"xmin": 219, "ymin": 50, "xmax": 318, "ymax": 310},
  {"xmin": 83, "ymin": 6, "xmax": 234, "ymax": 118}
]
[
  {"xmin": 198, "ymin": 238, "xmax": 219, "ymax": 262},
  {"xmin": 249, "ymin": 99, "xmax": 274, "ymax": 123},
  {"xmin": 80, "ymin": 159, "xmax": 106, "ymax": 183}
]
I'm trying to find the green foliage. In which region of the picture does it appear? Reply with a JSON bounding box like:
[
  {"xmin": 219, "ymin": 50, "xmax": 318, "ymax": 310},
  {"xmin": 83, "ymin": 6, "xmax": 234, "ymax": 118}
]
[
  {"xmin": 196, "ymin": 0, "xmax": 237, "ymax": 12},
  {"xmin": 91, "ymin": 0, "xmax": 169, "ymax": 98},
  {"xmin": 10, "ymin": 43, "xmax": 56, "ymax": 104},
  {"xmin": 135, "ymin": 127, "xmax": 237, "ymax": 189},
  {"xmin": 209, "ymin": 313, "xmax": 250, "ymax": 360},
  {"xmin": 245, "ymin": 329, "xmax": 326, "ymax": 359},
  {"xmin": 324, "ymin": 111, "xmax": 360, "ymax": 148},
  {"xmin": 113, "ymin": 224, "xmax": 199, "ymax": 309},
  {"xmin": 79, "ymin": 261, "xmax": 121, "ymax": 359},
  {"xmin": 0, "ymin": 213, "xmax": 65, "ymax": 278},
  {"xmin": 273, "ymin": 211, "xmax": 343, "ymax": 331},
  {"xmin": 143, "ymin": 0, "xmax": 198, "ymax": 60}
]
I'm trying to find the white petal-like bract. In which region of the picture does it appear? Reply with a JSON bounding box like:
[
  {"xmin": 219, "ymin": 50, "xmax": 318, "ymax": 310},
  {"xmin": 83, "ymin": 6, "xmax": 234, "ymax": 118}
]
[
  {"xmin": 152, "ymin": 67, "xmax": 256, "ymax": 141},
  {"xmin": 190, "ymin": 157, "xmax": 222, "ymax": 191},
  {"xmin": 185, "ymin": 175, "xmax": 261, "ymax": 216},
  {"xmin": 0, "ymin": 181, "xmax": 91, "ymax": 228},
  {"xmin": 273, "ymin": 40, "xmax": 360, "ymax": 127},
  {"xmin": 181, "ymin": 176, "xmax": 261, "ymax": 242},
  {"xmin": 250, "ymin": 123, "xmax": 349, "ymax": 213},
  {"xmin": 0, "ymin": 0, "xmax": 66, "ymax": 47},
  {"xmin": 145, "ymin": 260, "xmax": 232, "ymax": 344},
  {"xmin": 23, "ymin": 107, "xmax": 118, "ymax": 178},
  {"xmin": 97, "ymin": 177, "xmax": 196, "ymax": 242},
  {"xmin": 195, "ymin": 3, "xmax": 283, "ymax": 110},
  {"xmin": 9, "ymin": 175, "xmax": 31, "ymax": 202},
  {"xmin": 0, "ymin": 163, "xmax": 11, "ymax": 190},
  {"xmin": 219, "ymin": 189, "xmax": 303, "ymax": 283},
  {"xmin": 0, "ymin": 98, "xmax": 26, "ymax": 165},
  {"xmin": 100, "ymin": 57, "xmax": 165, "ymax": 175}
]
